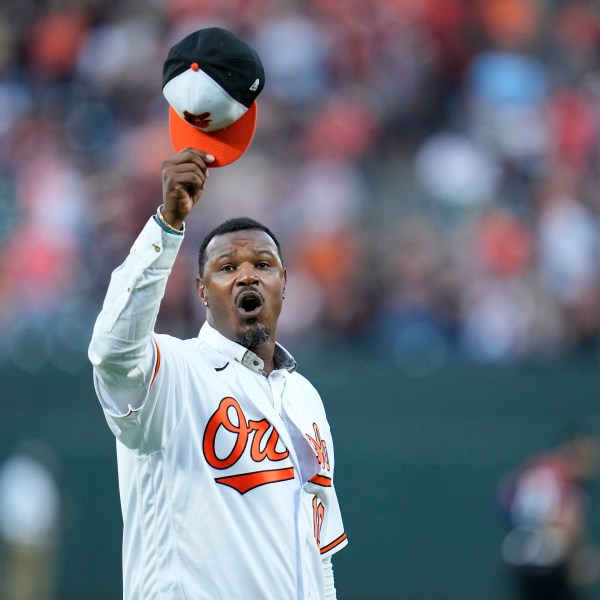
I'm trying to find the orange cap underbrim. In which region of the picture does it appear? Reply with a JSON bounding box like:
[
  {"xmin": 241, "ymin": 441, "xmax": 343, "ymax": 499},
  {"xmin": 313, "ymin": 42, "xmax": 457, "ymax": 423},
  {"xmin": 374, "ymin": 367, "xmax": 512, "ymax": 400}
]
[{"xmin": 168, "ymin": 102, "xmax": 257, "ymax": 167}]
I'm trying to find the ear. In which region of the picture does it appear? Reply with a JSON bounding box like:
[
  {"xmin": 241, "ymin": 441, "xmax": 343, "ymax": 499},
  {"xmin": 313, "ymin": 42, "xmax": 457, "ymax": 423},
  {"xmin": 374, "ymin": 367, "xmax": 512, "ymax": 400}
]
[
  {"xmin": 282, "ymin": 268, "xmax": 287, "ymax": 297},
  {"xmin": 196, "ymin": 276, "xmax": 208, "ymax": 306}
]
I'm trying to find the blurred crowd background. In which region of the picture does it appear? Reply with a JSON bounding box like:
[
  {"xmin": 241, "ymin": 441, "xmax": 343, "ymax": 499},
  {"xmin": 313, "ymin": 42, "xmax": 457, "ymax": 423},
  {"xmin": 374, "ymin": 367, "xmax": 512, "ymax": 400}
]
[
  {"xmin": 4, "ymin": 1, "xmax": 600, "ymax": 598},
  {"xmin": 2, "ymin": 0, "xmax": 600, "ymax": 372}
]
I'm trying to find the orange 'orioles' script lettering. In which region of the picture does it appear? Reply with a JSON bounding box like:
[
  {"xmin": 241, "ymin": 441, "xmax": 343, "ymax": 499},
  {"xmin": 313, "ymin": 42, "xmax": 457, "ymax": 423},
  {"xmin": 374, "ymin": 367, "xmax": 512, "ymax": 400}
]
[
  {"xmin": 312, "ymin": 496, "xmax": 325, "ymax": 549},
  {"xmin": 306, "ymin": 423, "xmax": 330, "ymax": 471},
  {"xmin": 203, "ymin": 397, "xmax": 293, "ymax": 494}
]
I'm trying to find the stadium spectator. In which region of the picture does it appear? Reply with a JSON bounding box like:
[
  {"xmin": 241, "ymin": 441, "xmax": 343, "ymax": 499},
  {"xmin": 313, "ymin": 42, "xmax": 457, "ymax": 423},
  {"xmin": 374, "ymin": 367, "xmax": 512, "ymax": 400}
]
[{"xmin": 1, "ymin": 0, "xmax": 600, "ymax": 370}]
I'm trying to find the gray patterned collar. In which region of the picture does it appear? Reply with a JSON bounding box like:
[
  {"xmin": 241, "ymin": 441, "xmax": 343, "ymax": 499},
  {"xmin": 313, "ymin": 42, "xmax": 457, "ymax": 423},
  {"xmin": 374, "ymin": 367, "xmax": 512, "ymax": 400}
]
[{"xmin": 198, "ymin": 322, "xmax": 297, "ymax": 375}]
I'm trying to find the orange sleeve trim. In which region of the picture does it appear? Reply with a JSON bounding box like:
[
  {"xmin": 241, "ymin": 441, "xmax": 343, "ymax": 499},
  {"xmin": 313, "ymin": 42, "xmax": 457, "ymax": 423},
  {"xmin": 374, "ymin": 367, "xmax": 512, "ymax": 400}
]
[
  {"xmin": 320, "ymin": 532, "xmax": 347, "ymax": 555},
  {"xmin": 150, "ymin": 338, "xmax": 161, "ymax": 389},
  {"xmin": 309, "ymin": 473, "xmax": 332, "ymax": 487}
]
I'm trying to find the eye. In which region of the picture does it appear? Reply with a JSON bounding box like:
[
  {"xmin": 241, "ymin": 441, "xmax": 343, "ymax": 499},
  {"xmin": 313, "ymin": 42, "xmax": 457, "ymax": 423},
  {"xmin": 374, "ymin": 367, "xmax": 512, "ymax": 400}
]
[
  {"xmin": 256, "ymin": 261, "xmax": 271, "ymax": 269},
  {"xmin": 220, "ymin": 264, "xmax": 235, "ymax": 272}
]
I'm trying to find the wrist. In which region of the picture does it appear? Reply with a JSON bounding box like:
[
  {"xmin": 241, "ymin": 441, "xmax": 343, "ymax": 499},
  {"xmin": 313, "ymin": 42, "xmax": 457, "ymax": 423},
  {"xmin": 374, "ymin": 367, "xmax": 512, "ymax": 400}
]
[
  {"xmin": 155, "ymin": 205, "xmax": 185, "ymax": 236},
  {"xmin": 161, "ymin": 206, "xmax": 185, "ymax": 230}
]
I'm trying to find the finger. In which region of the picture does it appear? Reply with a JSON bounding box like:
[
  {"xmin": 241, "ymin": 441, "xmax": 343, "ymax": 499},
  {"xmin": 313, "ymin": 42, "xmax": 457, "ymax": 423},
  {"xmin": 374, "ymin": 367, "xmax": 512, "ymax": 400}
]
[
  {"xmin": 167, "ymin": 178, "xmax": 205, "ymax": 203},
  {"xmin": 164, "ymin": 166, "xmax": 209, "ymax": 189},
  {"xmin": 169, "ymin": 164, "xmax": 208, "ymax": 185},
  {"xmin": 168, "ymin": 148, "xmax": 215, "ymax": 171},
  {"xmin": 182, "ymin": 147, "xmax": 215, "ymax": 163},
  {"xmin": 164, "ymin": 158, "xmax": 211, "ymax": 182}
]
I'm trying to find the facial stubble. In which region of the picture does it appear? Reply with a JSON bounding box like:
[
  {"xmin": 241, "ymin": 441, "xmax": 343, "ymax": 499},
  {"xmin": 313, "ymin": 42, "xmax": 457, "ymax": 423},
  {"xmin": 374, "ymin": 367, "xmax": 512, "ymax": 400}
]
[{"xmin": 236, "ymin": 322, "xmax": 271, "ymax": 351}]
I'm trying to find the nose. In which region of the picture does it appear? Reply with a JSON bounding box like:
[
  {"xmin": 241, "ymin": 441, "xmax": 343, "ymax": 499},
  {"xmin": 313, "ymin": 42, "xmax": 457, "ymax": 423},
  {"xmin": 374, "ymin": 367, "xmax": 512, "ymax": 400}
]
[{"xmin": 236, "ymin": 262, "xmax": 259, "ymax": 286}]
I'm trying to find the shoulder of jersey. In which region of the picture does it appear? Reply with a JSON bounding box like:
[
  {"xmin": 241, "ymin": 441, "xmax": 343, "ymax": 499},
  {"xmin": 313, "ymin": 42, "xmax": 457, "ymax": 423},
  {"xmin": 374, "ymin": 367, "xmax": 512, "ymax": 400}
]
[
  {"xmin": 191, "ymin": 337, "xmax": 232, "ymax": 371},
  {"xmin": 153, "ymin": 334, "xmax": 229, "ymax": 372},
  {"xmin": 289, "ymin": 370, "xmax": 326, "ymax": 410}
]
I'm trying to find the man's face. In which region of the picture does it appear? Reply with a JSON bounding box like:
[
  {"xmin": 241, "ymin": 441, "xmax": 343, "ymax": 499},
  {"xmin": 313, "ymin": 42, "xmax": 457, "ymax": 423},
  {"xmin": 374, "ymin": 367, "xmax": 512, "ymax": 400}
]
[{"xmin": 197, "ymin": 229, "xmax": 286, "ymax": 350}]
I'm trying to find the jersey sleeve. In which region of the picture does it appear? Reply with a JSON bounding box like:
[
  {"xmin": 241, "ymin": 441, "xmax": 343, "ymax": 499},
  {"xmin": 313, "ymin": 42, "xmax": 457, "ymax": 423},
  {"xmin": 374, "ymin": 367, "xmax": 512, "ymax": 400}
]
[
  {"xmin": 320, "ymin": 483, "xmax": 348, "ymax": 558},
  {"xmin": 88, "ymin": 216, "xmax": 185, "ymax": 453},
  {"xmin": 89, "ymin": 216, "xmax": 183, "ymax": 410},
  {"xmin": 304, "ymin": 469, "xmax": 348, "ymax": 559},
  {"xmin": 298, "ymin": 376, "xmax": 348, "ymax": 559},
  {"xmin": 98, "ymin": 334, "xmax": 188, "ymax": 454}
]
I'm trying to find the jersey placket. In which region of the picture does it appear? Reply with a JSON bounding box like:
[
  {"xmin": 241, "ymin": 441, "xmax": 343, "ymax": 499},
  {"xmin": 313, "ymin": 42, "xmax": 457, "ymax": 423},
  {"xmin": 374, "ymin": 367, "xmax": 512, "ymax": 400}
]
[{"xmin": 267, "ymin": 369, "xmax": 286, "ymax": 416}]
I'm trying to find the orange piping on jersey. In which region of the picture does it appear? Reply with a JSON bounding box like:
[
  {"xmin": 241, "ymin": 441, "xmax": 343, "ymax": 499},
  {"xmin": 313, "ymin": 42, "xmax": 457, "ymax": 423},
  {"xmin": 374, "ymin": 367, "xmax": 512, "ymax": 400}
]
[
  {"xmin": 308, "ymin": 473, "xmax": 332, "ymax": 487},
  {"xmin": 150, "ymin": 339, "xmax": 161, "ymax": 389},
  {"xmin": 320, "ymin": 533, "xmax": 347, "ymax": 554},
  {"xmin": 215, "ymin": 467, "xmax": 295, "ymax": 494}
]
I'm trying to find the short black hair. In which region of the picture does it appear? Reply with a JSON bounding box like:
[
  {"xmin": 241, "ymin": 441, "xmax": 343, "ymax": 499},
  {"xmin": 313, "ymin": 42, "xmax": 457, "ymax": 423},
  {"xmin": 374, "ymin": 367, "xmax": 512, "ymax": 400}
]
[{"xmin": 198, "ymin": 217, "xmax": 282, "ymax": 276}]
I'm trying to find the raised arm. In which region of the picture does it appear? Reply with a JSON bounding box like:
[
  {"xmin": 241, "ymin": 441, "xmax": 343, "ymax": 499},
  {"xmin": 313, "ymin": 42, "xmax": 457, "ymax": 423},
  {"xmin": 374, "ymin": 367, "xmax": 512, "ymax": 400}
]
[{"xmin": 88, "ymin": 149, "xmax": 213, "ymax": 414}]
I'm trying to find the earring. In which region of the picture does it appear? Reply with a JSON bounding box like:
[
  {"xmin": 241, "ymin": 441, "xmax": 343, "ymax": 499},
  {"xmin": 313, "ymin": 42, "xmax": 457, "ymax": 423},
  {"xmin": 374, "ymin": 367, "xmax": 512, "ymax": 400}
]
[{"xmin": 203, "ymin": 301, "xmax": 208, "ymax": 307}]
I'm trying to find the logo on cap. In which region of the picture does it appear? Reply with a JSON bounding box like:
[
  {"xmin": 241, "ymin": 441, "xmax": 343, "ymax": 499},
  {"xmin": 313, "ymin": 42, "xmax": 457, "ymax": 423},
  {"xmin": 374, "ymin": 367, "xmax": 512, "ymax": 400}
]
[{"xmin": 183, "ymin": 111, "xmax": 212, "ymax": 129}]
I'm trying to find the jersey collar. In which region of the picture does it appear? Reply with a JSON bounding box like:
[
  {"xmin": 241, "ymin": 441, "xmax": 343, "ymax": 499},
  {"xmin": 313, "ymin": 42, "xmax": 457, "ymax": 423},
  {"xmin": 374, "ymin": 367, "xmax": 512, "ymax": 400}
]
[{"xmin": 198, "ymin": 322, "xmax": 297, "ymax": 375}]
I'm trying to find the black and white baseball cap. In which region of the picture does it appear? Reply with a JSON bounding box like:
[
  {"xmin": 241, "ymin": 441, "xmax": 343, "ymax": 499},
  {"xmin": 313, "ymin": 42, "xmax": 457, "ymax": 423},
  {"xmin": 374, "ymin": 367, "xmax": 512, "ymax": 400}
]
[{"xmin": 163, "ymin": 27, "xmax": 265, "ymax": 166}]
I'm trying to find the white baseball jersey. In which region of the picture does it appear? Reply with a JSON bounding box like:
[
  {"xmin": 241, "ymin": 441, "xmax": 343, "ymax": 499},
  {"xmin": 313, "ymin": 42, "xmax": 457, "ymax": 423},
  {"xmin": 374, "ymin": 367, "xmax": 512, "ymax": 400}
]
[{"xmin": 88, "ymin": 217, "xmax": 347, "ymax": 599}]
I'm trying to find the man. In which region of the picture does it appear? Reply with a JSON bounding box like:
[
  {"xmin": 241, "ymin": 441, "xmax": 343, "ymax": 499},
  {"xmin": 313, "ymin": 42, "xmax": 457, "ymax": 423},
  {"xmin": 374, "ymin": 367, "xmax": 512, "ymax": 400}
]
[
  {"xmin": 498, "ymin": 431, "xmax": 600, "ymax": 600},
  {"xmin": 88, "ymin": 148, "xmax": 347, "ymax": 599}
]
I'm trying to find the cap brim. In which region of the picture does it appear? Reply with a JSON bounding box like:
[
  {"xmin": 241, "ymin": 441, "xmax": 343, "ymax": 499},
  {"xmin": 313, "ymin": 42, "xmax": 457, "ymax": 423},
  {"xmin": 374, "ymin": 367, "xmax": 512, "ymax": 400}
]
[{"xmin": 168, "ymin": 102, "xmax": 257, "ymax": 167}]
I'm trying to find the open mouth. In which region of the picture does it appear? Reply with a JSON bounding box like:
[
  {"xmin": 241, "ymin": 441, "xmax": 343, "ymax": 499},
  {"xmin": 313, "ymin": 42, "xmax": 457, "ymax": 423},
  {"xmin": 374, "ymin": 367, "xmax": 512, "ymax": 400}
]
[{"xmin": 236, "ymin": 290, "xmax": 264, "ymax": 319}]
